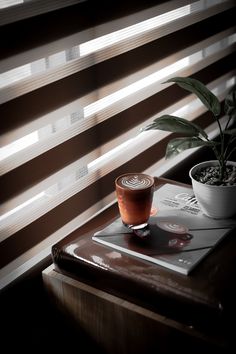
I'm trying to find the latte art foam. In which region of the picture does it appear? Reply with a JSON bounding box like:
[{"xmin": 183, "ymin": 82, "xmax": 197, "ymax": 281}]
[{"xmin": 120, "ymin": 175, "xmax": 152, "ymax": 189}]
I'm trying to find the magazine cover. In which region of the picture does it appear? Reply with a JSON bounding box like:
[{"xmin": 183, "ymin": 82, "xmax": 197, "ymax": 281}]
[{"xmin": 93, "ymin": 183, "xmax": 236, "ymax": 275}]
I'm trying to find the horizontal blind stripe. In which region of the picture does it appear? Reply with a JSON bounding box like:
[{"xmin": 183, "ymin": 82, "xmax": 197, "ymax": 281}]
[
  {"xmin": 0, "ymin": 2, "xmax": 234, "ymax": 104},
  {"xmin": 1, "ymin": 63, "xmax": 235, "ymax": 206},
  {"xmin": 1, "ymin": 29, "xmax": 235, "ymax": 176},
  {"xmin": 0, "ymin": 0, "xmax": 86, "ymax": 26}
]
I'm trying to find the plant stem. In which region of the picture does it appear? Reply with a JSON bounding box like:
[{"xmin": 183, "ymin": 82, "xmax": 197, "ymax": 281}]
[
  {"xmin": 225, "ymin": 114, "xmax": 232, "ymax": 130},
  {"xmin": 215, "ymin": 114, "xmax": 226, "ymax": 181}
]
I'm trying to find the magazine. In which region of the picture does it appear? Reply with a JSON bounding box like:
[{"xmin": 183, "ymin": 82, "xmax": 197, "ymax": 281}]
[{"xmin": 92, "ymin": 183, "xmax": 236, "ymax": 275}]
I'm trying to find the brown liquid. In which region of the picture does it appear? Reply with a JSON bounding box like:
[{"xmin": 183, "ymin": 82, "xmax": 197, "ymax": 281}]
[{"xmin": 115, "ymin": 173, "xmax": 154, "ymax": 227}]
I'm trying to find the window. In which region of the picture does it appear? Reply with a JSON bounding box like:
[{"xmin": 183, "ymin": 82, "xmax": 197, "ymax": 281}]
[{"xmin": 0, "ymin": 0, "xmax": 235, "ymax": 288}]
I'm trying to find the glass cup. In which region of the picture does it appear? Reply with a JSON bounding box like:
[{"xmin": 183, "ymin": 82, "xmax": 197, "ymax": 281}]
[{"xmin": 115, "ymin": 173, "xmax": 155, "ymax": 229}]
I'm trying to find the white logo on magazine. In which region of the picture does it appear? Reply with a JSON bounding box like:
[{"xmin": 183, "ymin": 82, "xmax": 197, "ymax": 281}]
[{"xmin": 175, "ymin": 193, "xmax": 199, "ymax": 208}]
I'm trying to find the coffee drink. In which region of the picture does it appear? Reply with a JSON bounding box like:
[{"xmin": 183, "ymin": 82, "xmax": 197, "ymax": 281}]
[{"xmin": 115, "ymin": 173, "xmax": 155, "ymax": 228}]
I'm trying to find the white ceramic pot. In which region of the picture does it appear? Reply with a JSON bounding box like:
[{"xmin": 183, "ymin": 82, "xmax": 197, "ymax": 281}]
[{"xmin": 189, "ymin": 160, "xmax": 236, "ymax": 219}]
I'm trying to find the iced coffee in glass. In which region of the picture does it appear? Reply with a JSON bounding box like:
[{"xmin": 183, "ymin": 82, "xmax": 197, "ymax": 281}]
[{"xmin": 115, "ymin": 173, "xmax": 155, "ymax": 229}]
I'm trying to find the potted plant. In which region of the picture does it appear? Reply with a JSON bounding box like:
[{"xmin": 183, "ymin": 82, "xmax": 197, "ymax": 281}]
[{"xmin": 141, "ymin": 76, "xmax": 236, "ymax": 219}]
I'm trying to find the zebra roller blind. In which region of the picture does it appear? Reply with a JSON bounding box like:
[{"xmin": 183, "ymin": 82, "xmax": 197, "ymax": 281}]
[{"xmin": 0, "ymin": 0, "xmax": 235, "ymax": 288}]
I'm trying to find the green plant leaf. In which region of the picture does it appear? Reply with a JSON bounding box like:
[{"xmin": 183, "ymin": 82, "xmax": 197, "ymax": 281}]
[
  {"xmin": 165, "ymin": 137, "xmax": 216, "ymax": 159},
  {"xmin": 141, "ymin": 115, "xmax": 208, "ymax": 138},
  {"xmin": 165, "ymin": 77, "xmax": 221, "ymax": 116}
]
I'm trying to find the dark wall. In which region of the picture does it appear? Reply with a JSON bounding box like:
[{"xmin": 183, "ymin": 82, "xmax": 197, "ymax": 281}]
[{"xmin": 0, "ymin": 259, "xmax": 105, "ymax": 353}]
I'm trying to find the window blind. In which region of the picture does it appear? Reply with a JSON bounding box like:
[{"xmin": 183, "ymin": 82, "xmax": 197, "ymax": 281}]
[{"xmin": 0, "ymin": 0, "xmax": 236, "ymax": 289}]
